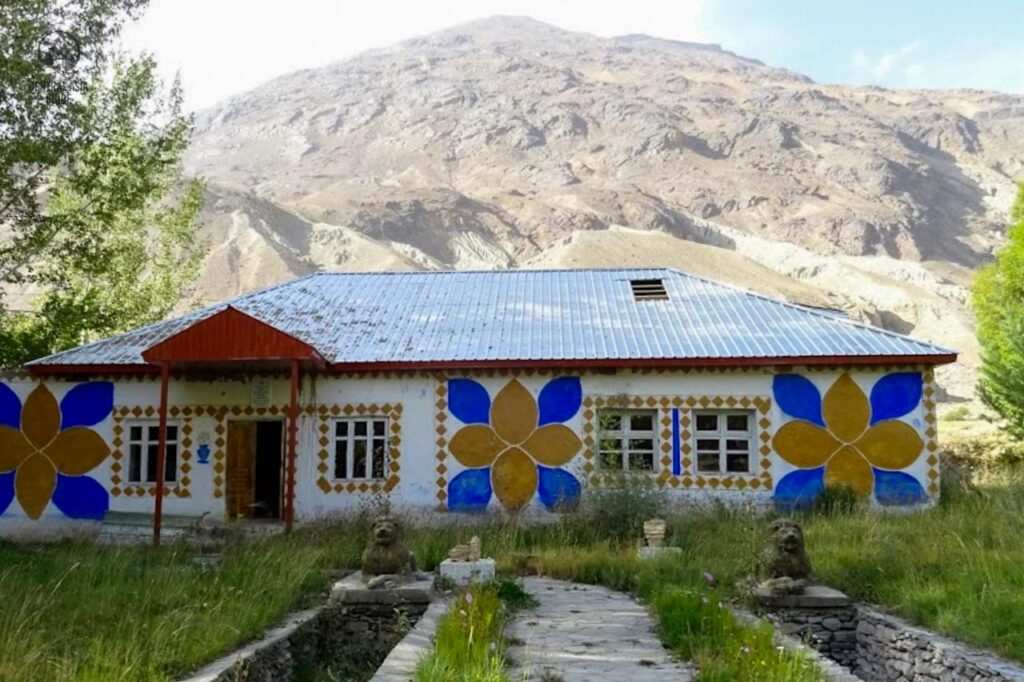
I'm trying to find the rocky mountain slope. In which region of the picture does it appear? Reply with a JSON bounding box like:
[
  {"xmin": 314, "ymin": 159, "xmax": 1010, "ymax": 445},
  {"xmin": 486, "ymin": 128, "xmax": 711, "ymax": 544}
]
[{"xmin": 183, "ymin": 16, "xmax": 1024, "ymax": 400}]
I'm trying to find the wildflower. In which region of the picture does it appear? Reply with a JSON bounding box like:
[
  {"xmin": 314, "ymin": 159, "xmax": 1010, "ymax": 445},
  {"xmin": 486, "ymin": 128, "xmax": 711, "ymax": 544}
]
[{"xmin": 703, "ymin": 571, "xmax": 715, "ymax": 585}]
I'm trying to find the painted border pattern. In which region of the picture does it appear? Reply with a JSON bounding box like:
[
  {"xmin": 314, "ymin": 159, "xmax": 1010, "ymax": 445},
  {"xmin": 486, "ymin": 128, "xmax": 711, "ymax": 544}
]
[
  {"xmin": 923, "ymin": 368, "xmax": 940, "ymax": 496},
  {"xmin": 110, "ymin": 406, "xmax": 192, "ymax": 499},
  {"xmin": 314, "ymin": 402, "xmax": 403, "ymax": 495},
  {"xmin": 434, "ymin": 376, "xmax": 449, "ymax": 512},
  {"xmin": 582, "ymin": 394, "xmax": 772, "ymax": 491}
]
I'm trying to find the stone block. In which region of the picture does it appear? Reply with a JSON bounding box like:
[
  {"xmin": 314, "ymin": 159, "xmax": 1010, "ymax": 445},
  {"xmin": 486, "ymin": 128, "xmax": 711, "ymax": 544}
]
[
  {"xmin": 439, "ymin": 558, "xmax": 496, "ymax": 586},
  {"xmin": 637, "ymin": 546, "xmax": 683, "ymax": 560}
]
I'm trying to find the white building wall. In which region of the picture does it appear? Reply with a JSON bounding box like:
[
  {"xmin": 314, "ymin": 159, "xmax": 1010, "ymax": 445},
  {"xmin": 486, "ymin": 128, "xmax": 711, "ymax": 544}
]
[{"xmin": 0, "ymin": 365, "xmax": 940, "ymax": 538}]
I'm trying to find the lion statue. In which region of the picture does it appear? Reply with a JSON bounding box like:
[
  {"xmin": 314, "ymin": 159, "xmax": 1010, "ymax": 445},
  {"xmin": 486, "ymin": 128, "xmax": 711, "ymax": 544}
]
[
  {"xmin": 757, "ymin": 518, "xmax": 812, "ymax": 595},
  {"xmin": 360, "ymin": 515, "xmax": 417, "ymax": 588}
]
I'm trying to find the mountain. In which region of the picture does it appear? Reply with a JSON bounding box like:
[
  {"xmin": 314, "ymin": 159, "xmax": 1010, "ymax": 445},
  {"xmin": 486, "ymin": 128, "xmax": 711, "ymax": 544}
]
[{"xmin": 181, "ymin": 16, "xmax": 1024, "ymax": 400}]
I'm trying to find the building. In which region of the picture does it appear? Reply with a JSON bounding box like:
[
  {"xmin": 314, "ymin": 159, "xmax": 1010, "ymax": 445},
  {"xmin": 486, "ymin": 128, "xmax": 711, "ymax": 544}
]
[{"xmin": 0, "ymin": 268, "xmax": 955, "ymax": 539}]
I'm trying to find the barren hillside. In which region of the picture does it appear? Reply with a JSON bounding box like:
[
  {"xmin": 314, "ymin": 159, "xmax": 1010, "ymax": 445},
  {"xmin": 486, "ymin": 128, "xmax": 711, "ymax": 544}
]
[{"xmin": 181, "ymin": 16, "xmax": 1024, "ymax": 400}]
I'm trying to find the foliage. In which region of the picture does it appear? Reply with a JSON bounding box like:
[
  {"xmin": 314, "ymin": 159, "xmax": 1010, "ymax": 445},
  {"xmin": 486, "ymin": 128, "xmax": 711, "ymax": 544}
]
[
  {"xmin": 653, "ymin": 588, "xmax": 822, "ymax": 682},
  {"xmin": 6, "ymin": 480, "xmax": 1024, "ymax": 679},
  {"xmin": 973, "ymin": 183, "xmax": 1024, "ymax": 437},
  {"xmin": 0, "ymin": 0, "xmax": 204, "ymax": 367},
  {"xmin": 808, "ymin": 484, "xmax": 864, "ymax": 516},
  {"xmin": 562, "ymin": 473, "xmax": 668, "ymax": 544},
  {"xmin": 414, "ymin": 582, "xmax": 509, "ymax": 682}
]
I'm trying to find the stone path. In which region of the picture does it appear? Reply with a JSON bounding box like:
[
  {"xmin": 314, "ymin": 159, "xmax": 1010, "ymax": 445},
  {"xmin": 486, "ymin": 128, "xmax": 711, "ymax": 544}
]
[{"xmin": 505, "ymin": 577, "xmax": 694, "ymax": 681}]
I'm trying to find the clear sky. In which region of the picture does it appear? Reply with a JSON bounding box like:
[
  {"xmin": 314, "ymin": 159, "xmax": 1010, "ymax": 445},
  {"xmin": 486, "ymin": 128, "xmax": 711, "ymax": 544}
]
[{"xmin": 121, "ymin": 0, "xmax": 1024, "ymax": 112}]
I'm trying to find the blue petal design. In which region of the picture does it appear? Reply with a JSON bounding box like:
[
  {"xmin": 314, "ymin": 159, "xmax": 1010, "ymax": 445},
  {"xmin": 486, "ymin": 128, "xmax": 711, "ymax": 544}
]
[
  {"xmin": 537, "ymin": 466, "xmax": 581, "ymax": 511},
  {"xmin": 51, "ymin": 475, "xmax": 109, "ymax": 520},
  {"xmin": 537, "ymin": 377, "xmax": 582, "ymax": 426},
  {"xmin": 874, "ymin": 469, "xmax": 928, "ymax": 506},
  {"xmin": 447, "ymin": 468, "xmax": 492, "ymax": 513},
  {"xmin": 869, "ymin": 373, "xmax": 923, "ymax": 425},
  {"xmin": 59, "ymin": 382, "xmax": 114, "ymax": 430},
  {"xmin": 773, "ymin": 467, "xmax": 825, "ymax": 512},
  {"xmin": 0, "ymin": 383, "xmax": 20, "ymax": 429},
  {"xmin": 448, "ymin": 379, "xmax": 491, "ymax": 425},
  {"xmin": 772, "ymin": 375, "xmax": 824, "ymax": 426},
  {"xmin": 0, "ymin": 472, "xmax": 14, "ymax": 516}
]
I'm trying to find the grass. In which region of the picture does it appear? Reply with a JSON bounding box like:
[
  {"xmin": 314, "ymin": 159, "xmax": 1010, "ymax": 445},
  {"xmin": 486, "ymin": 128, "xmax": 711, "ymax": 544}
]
[
  {"xmin": 3, "ymin": 475, "xmax": 1024, "ymax": 680},
  {"xmin": 0, "ymin": 523, "xmax": 363, "ymax": 682},
  {"xmin": 414, "ymin": 578, "xmax": 535, "ymax": 682}
]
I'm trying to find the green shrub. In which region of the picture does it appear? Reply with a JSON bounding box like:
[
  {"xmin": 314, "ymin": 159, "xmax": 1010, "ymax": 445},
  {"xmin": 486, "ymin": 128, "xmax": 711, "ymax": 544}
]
[
  {"xmin": 808, "ymin": 485, "xmax": 863, "ymax": 516},
  {"xmin": 562, "ymin": 473, "xmax": 668, "ymax": 544}
]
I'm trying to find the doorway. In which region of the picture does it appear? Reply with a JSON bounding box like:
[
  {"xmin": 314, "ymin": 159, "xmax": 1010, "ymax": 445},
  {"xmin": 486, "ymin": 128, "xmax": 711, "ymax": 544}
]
[{"xmin": 226, "ymin": 420, "xmax": 283, "ymax": 520}]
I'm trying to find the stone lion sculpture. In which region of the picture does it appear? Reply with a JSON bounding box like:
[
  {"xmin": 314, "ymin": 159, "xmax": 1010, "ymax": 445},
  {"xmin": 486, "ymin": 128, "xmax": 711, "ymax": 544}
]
[
  {"xmin": 757, "ymin": 518, "xmax": 812, "ymax": 595},
  {"xmin": 360, "ymin": 515, "xmax": 417, "ymax": 588}
]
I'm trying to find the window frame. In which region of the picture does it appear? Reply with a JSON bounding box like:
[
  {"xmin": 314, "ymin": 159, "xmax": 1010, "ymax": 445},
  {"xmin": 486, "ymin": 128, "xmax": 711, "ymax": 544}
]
[
  {"xmin": 595, "ymin": 408, "xmax": 660, "ymax": 473},
  {"xmin": 331, "ymin": 416, "xmax": 390, "ymax": 482},
  {"xmin": 692, "ymin": 409, "xmax": 756, "ymax": 475},
  {"xmin": 125, "ymin": 419, "xmax": 180, "ymax": 484}
]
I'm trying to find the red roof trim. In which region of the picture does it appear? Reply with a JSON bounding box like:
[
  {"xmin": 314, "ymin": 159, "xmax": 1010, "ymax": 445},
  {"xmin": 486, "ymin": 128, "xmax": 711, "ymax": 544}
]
[
  {"xmin": 141, "ymin": 306, "xmax": 324, "ymax": 364},
  {"xmin": 28, "ymin": 352, "xmax": 956, "ymax": 376}
]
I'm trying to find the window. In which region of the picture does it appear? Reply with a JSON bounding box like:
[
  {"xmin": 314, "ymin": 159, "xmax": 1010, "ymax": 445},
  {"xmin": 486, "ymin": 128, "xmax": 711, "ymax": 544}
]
[
  {"xmin": 693, "ymin": 411, "xmax": 754, "ymax": 474},
  {"xmin": 629, "ymin": 278, "xmax": 669, "ymax": 301},
  {"xmin": 127, "ymin": 422, "xmax": 179, "ymax": 483},
  {"xmin": 597, "ymin": 409, "xmax": 657, "ymax": 472},
  {"xmin": 333, "ymin": 418, "xmax": 388, "ymax": 480}
]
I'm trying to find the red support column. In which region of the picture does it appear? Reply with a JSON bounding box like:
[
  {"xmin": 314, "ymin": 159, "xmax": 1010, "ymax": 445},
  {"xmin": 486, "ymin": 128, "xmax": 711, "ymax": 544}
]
[
  {"xmin": 153, "ymin": 361, "xmax": 170, "ymax": 546},
  {"xmin": 285, "ymin": 360, "xmax": 299, "ymax": 533}
]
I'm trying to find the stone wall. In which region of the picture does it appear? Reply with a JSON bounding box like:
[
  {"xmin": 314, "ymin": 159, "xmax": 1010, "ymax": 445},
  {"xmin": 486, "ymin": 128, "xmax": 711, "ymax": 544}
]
[
  {"xmin": 856, "ymin": 608, "xmax": 1024, "ymax": 682},
  {"xmin": 765, "ymin": 604, "xmax": 858, "ymax": 669},
  {"xmin": 183, "ymin": 584, "xmax": 431, "ymax": 682}
]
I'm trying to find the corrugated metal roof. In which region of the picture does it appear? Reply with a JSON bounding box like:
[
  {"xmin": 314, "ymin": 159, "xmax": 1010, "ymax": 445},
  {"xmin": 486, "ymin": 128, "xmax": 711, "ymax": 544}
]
[{"xmin": 28, "ymin": 268, "xmax": 956, "ymax": 367}]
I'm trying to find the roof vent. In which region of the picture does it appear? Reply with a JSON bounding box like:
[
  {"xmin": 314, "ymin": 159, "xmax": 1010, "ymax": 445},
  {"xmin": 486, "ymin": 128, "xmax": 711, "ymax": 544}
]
[{"xmin": 629, "ymin": 278, "xmax": 669, "ymax": 301}]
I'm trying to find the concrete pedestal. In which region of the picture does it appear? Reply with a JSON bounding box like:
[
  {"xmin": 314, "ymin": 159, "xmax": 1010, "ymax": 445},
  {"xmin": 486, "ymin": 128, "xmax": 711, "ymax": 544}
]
[
  {"xmin": 637, "ymin": 546, "xmax": 683, "ymax": 560},
  {"xmin": 439, "ymin": 558, "xmax": 496, "ymax": 586}
]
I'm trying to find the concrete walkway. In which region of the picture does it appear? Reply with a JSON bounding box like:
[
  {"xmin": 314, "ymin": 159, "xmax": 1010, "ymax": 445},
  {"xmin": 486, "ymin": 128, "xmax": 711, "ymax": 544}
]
[{"xmin": 505, "ymin": 577, "xmax": 694, "ymax": 681}]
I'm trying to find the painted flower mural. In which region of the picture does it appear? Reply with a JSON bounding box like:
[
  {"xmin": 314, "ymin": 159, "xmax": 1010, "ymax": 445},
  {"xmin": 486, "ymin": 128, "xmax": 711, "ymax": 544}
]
[
  {"xmin": 446, "ymin": 377, "xmax": 583, "ymax": 512},
  {"xmin": 772, "ymin": 372, "xmax": 927, "ymax": 508},
  {"xmin": 0, "ymin": 382, "xmax": 113, "ymax": 520}
]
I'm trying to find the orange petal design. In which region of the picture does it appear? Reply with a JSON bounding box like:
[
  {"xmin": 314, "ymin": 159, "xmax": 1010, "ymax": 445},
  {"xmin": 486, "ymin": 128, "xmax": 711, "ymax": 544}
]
[
  {"xmin": 823, "ymin": 446, "xmax": 873, "ymax": 498},
  {"xmin": 449, "ymin": 425, "xmax": 504, "ymax": 468},
  {"xmin": 0, "ymin": 426, "xmax": 33, "ymax": 472},
  {"xmin": 491, "ymin": 447, "xmax": 537, "ymax": 512},
  {"xmin": 822, "ymin": 374, "xmax": 870, "ymax": 443},
  {"xmin": 855, "ymin": 420, "xmax": 923, "ymax": 470},
  {"xmin": 522, "ymin": 424, "xmax": 582, "ymax": 467},
  {"xmin": 21, "ymin": 385, "xmax": 60, "ymax": 450},
  {"xmin": 15, "ymin": 453, "xmax": 57, "ymax": 519},
  {"xmin": 772, "ymin": 421, "xmax": 840, "ymax": 468},
  {"xmin": 490, "ymin": 379, "xmax": 538, "ymax": 446},
  {"xmin": 46, "ymin": 427, "xmax": 111, "ymax": 476}
]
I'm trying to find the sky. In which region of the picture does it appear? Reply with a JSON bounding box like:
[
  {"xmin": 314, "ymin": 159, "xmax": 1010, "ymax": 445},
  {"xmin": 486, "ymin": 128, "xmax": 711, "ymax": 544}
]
[{"xmin": 121, "ymin": 0, "xmax": 1024, "ymax": 112}]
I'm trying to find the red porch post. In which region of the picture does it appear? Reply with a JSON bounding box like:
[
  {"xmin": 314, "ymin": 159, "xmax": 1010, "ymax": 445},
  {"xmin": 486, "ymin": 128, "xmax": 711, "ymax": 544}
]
[
  {"xmin": 285, "ymin": 360, "xmax": 299, "ymax": 533},
  {"xmin": 153, "ymin": 361, "xmax": 170, "ymax": 546}
]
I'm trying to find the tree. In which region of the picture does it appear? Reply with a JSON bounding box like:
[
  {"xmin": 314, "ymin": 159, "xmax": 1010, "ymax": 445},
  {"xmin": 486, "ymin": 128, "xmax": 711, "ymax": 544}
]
[
  {"xmin": 972, "ymin": 183, "xmax": 1024, "ymax": 437},
  {"xmin": 0, "ymin": 0, "xmax": 204, "ymax": 366}
]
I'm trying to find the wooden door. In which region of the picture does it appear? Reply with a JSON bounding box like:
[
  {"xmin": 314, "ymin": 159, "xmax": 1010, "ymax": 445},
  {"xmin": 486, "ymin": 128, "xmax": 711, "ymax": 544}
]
[{"xmin": 226, "ymin": 421, "xmax": 257, "ymax": 519}]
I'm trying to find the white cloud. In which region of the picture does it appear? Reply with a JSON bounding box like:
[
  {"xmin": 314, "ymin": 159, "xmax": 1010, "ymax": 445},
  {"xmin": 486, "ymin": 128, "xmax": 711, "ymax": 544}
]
[
  {"xmin": 869, "ymin": 40, "xmax": 921, "ymax": 77},
  {"xmin": 851, "ymin": 49, "xmax": 869, "ymax": 68},
  {"xmin": 120, "ymin": 0, "xmax": 708, "ymax": 111}
]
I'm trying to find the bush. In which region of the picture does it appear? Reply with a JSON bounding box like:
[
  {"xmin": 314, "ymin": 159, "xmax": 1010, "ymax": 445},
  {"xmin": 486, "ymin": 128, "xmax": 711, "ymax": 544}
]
[
  {"xmin": 562, "ymin": 473, "xmax": 668, "ymax": 544},
  {"xmin": 808, "ymin": 485, "xmax": 863, "ymax": 516}
]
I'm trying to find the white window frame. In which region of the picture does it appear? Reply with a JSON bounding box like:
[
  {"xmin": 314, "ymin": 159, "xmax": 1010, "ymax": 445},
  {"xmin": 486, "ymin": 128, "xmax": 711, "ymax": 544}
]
[
  {"xmin": 693, "ymin": 410, "xmax": 755, "ymax": 474},
  {"xmin": 332, "ymin": 417, "xmax": 390, "ymax": 481},
  {"xmin": 596, "ymin": 408, "xmax": 659, "ymax": 473},
  {"xmin": 125, "ymin": 420, "xmax": 180, "ymax": 483}
]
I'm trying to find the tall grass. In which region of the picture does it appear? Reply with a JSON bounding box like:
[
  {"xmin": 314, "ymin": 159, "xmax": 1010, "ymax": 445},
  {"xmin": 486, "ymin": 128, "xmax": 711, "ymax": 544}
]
[
  {"xmin": 3, "ymin": 475, "xmax": 1024, "ymax": 680},
  {"xmin": 0, "ymin": 523, "xmax": 364, "ymax": 682},
  {"xmin": 414, "ymin": 579, "xmax": 531, "ymax": 682}
]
